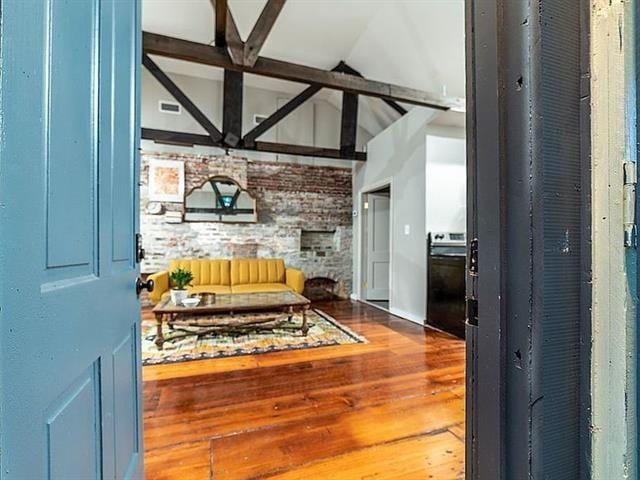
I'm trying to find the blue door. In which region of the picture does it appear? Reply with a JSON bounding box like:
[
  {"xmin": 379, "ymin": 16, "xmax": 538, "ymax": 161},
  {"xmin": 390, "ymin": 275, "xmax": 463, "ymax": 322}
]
[{"xmin": 0, "ymin": 0, "xmax": 143, "ymax": 478}]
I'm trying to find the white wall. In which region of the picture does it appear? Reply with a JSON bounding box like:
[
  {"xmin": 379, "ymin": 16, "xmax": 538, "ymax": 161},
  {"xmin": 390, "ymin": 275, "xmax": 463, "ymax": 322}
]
[
  {"xmin": 345, "ymin": 1, "xmax": 465, "ymax": 99},
  {"xmin": 425, "ymin": 134, "xmax": 466, "ymax": 234},
  {"xmin": 142, "ymin": 70, "xmax": 373, "ymax": 168},
  {"xmin": 353, "ymin": 108, "xmax": 465, "ymax": 324}
]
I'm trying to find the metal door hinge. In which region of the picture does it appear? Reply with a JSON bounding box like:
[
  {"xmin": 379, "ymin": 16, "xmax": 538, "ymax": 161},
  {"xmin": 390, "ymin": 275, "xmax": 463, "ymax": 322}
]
[
  {"xmin": 469, "ymin": 238, "xmax": 478, "ymax": 275},
  {"xmin": 623, "ymin": 162, "xmax": 637, "ymax": 248},
  {"xmin": 135, "ymin": 233, "xmax": 146, "ymax": 263},
  {"xmin": 466, "ymin": 298, "xmax": 479, "ymax": 326},
  {"xmin": 467, "ymin": 238, "xmax": 479, "ymax": 326}
]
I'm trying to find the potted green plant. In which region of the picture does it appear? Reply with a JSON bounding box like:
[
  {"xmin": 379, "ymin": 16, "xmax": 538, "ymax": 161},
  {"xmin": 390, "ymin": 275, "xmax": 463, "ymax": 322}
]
[{"xmin": 169, "ymin": 267, "xmax": 194, "ymax": 305}]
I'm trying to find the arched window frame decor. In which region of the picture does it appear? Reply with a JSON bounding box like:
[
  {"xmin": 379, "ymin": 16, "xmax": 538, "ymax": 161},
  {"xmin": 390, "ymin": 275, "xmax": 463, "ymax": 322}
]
[{"xmin": 183, "ymin": 175, "xmax": 258, "ymax": 223}]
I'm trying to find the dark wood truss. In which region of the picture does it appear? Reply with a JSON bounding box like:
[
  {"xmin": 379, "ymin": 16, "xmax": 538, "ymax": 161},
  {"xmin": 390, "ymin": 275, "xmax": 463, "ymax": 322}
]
[
  {"xmin": 143, "ymin": 54, "xmax": 222, "ymax": 143},
  {"xmin": 142, "ymin": 2, "xmax": 461, "ymax": 160},
  {"xmin": 144, "ymin": 32, "xmax": 460, "ymax": 110},
  {"xmin": 141, "ymin": 128, "xmax": 367, "ymax": 161},
  {"xmin": 244, "ymin": 0, "xmax": 287, "ymax": 67}
]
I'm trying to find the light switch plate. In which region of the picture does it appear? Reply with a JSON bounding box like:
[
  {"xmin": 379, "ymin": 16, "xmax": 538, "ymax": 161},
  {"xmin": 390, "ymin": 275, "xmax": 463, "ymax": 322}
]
[{"xmin": 404, "ymin": 224, "xmax": 411, "ymax": 235}]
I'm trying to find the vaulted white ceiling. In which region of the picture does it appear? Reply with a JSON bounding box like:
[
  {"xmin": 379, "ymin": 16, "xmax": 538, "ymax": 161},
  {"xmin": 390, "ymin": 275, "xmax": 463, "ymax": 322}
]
[{"xmin": 142, "ymin": 0, "xmax": 465, "ymax": 135}]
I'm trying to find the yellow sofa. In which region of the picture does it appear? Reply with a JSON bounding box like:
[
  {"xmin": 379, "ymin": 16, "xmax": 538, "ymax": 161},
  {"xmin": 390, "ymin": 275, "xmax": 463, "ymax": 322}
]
[{"xmin": 147, "ymin": 258, "xmax": 305, "ymax": 304}]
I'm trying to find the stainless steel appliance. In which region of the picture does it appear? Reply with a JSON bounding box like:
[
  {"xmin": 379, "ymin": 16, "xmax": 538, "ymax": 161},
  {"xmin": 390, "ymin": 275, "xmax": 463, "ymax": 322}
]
[{"xmin": 426, "ymin": 232, "xmax": 466, "ymax": 338}]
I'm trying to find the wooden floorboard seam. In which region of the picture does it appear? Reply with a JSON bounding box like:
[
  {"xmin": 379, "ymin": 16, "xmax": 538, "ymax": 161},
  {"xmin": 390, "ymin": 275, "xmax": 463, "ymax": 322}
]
[
  {"xmin": 143, "ymin": 300, "xmax": 466, "ymax": 479},
  {"xmin": 236, "ymin": 428, "xmax": 464, "ymax": 480},
  {"xmin": 143, "ymin": 389, "xmax": 464, "ymax": 455}
]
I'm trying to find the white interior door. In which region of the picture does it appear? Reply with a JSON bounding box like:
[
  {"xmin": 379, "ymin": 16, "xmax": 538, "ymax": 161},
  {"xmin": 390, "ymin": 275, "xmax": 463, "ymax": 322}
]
[{"xmin": 366, "ymin": 193, "xmax": 391, "ymax": 300}]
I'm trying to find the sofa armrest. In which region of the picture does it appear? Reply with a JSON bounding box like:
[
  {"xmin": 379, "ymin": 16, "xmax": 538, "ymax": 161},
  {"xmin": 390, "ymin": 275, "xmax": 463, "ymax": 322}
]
[
  {"xmin": 147, "ymin": 271, "xmax": 169, "ymax": 304},
  {"xmin": 286, "ymin": 268, "xmax": 305, "ymax": 294}
]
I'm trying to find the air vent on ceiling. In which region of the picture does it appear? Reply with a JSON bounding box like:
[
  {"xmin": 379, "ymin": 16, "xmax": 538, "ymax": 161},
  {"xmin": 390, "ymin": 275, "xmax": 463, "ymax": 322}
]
[
  {"xmin": 253, "ymin": 114, "xmax": 268, "ymax": 125},
  {"xmin": 159, "ymin": 100, "xmax": 182, "ymax": 115}
]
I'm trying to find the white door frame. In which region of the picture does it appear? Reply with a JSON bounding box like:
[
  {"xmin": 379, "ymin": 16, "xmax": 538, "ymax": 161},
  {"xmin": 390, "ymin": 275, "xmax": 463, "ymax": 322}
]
[{"xmin": 355, "ymin": 177, "xmax": 393, "ymax": 307}]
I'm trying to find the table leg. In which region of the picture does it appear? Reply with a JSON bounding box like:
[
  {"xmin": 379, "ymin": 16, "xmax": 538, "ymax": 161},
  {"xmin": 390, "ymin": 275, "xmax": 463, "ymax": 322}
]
[
  {"xmin": 155, "ymin": 313, "xmax": 165, "ymax": 350},
  {"xmin": 301, "ymin": 306, "xmax": 309, "ymax": 336},
  {"xmin": 287, "ymin": 305, "xmax": 294, "ymax": 322}
]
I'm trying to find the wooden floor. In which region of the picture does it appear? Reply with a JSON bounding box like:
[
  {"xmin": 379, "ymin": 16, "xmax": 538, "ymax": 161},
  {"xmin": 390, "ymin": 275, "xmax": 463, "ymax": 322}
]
[{"xmin": 143, "ymin": 300, "xmax": 465, "ymax": 479}]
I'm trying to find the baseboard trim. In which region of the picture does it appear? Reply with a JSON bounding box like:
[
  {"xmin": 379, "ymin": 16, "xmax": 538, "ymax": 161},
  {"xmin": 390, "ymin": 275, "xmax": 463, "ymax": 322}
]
[
  {"xmin": 360, "ymin": 300, "xmax": 390, "ymax": 314},
  {"xmin": 355, "ymin": 299, "xmax": 426, "ymax": 326},
  {"xmin": 389, "ymin": 307, "xmax": 425, "ymax": 326}
]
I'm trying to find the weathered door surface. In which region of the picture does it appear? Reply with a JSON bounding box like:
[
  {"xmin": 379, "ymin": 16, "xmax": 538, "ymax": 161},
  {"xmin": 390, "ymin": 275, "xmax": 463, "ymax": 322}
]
[
  {"xmin": 0, "ymin": 0, "xmax": 142, "ymax": 478},
  {"xmin": 366, "ymin": 193, "xmax": 391, "ymax": 301},
  {"xmin": 465, "ymin": 1, "xmax": 591, "ymax": 479}
]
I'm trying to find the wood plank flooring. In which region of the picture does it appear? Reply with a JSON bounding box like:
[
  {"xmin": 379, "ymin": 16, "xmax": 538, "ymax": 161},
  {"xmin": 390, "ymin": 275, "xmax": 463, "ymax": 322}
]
[{"xmin": 143, "ymin": 300, "xmax": 465, "ymax": 479}]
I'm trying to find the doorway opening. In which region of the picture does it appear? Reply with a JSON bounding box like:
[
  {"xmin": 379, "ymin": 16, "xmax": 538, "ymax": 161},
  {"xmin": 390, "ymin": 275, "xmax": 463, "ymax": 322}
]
[
  {"xmin": 0, "ymin": 0, "xmax": 599, "ymax": 477},
  {"xmin": 360, "ymin": 184, "xmax": 392, "ymax": 312},
  {"xmin": 138, "ymin": 1, "xmax": 467, "ymax": 478}
]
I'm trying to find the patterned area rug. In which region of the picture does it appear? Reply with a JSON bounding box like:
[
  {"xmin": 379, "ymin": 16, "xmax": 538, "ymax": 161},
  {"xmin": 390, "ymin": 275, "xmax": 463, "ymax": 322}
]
[{"xmin": 142, "ymin": 309, "xmax": 366, "ymax": 366}]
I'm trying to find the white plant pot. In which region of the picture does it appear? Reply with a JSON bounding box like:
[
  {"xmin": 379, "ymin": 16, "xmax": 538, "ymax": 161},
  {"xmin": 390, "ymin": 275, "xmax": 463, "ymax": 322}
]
[{"xmin": 171, "ymin": 289, "xmax": 188, "ymax": 305}]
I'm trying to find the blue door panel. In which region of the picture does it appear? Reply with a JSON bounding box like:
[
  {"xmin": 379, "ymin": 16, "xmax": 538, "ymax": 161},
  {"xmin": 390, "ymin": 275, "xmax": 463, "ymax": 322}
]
[
  {"xmin": 46, "ymin": 363, "xmax": 101, "ymax": 480},
  {"xmin": 111, "ymin": 0, "xmax": 136, "ymax": 266},
  {"xmin": 46, "ymin": 0, "xmax": 98, "ymax": 274},
  {"xmin": 113, "ymin": 329, "xmax": 139, "ymax": 479},
  {"xmin": 0, "ymin": 0, "xmax": 143, "ymax": 478}
]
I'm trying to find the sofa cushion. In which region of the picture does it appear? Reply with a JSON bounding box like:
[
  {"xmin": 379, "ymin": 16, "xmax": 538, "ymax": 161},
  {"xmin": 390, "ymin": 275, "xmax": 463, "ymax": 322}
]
[
  {"xmin": 230, "ymin": 259, "xmax": 286, "ymax": 286},
  {"xmin": 161, "ymin": 284, "xmax": 232, "ymax": 299},
  {"xmin": 188, "ymin": 285, "xmax": 232, "ymax": 295},
  {"xmin": 231, "ymin": 283, "xmax": 292, "ymax": 294},
  {"xmin": 169, "ymin": 259, "xmax": 231, "ymax": 286}
]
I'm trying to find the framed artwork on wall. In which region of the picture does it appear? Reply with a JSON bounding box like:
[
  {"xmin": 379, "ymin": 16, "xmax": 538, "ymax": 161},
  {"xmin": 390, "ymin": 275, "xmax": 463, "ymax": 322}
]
[{"xmin": 148, "ymin": 159, "xmax": 185, "ymax": 202}]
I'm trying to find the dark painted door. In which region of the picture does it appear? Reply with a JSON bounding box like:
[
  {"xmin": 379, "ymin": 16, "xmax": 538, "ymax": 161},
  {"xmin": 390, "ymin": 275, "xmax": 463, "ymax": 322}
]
[
  {"xmin": 465, "ymin": 1, "xmax": 591, "ymax": 479},
  {"xmin": 0, "ymin": 0, "xmax": 142, "ymax": 478}
]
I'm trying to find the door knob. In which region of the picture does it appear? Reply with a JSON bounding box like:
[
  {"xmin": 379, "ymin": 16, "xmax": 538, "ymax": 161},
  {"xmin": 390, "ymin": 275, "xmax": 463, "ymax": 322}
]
[{"xmin": 136, "ymin": 277, "xmax": 154, "ymax": 296}]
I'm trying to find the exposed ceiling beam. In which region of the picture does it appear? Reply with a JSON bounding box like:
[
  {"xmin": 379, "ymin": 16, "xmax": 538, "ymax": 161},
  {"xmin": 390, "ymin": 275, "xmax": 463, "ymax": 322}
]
[
  {"xmin": 212, "ymin": 0, "xmax": 228, "ymax": 46},
  {"xmin": 225, "ymin": 9, "xmax": 244, "ymax": 65},
  {"xmin": 381, "ymin": 98, "xmax": 408, "ymax": 116},
  {"xmin": 142, "ymin": 54, "xmax": 223, "ymax": 143},
  {"xmin": 141, "ymin": 128, "xmax": 367, "ymax": 161},
  {"xmin": 244, "ymin": 0, "xmax": 287, "ymax": 67},
  {"xmin": 142, "ymin": 128, "xmax": 213, "ymax": 147},
  {"xmin": 143, "ymin": 32, "xmax": 463, "ymax": 110},
  {"xmin": 253, "ymin": 140, "xmax": 366, "ymax": 161},
  {"xmin": 244, "ymin": 84, "xmax": 321, "ymax": 147},
  {"xmin": 211, "ymin": 0, "xmax": 244, "ymax": 65},
  {"xmin": 340, "ymin": 92, "xmax": 359, "ymax": 158},
  {"xmin": 243, "ymin": 62, "xmax": 347, "ymax": 146},
  {"xmin": 223, "ymin": 70, "xmax": 243, "ymax": 146},
  {"xmin": 336, "ymin": 61, "xmax": 408, "ymax": 116}
]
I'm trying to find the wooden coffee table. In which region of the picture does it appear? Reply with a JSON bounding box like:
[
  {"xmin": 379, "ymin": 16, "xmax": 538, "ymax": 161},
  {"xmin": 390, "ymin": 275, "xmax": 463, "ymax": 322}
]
[{"xmin": 151, "ymin": 291, "xmax": 311, "ymax": 350}]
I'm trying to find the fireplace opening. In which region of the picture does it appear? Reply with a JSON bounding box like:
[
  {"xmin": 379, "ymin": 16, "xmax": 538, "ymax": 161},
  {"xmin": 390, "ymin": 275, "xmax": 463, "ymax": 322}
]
[{"xmin": 303, "ymin": 277, "xmax": 340, "ymax": 301}]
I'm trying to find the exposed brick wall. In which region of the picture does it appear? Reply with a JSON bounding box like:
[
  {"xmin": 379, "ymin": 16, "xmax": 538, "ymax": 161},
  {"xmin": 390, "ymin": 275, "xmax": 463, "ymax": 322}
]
[
  {"xmin": 247, "ymin": 162, "xmax": 352, "ymax": 195},
  {"xmin": 140, "ymin": 151, "xmax": 353, "ymax": 296},
  {"xmin": 246, "ymin": 162, "xmax": 353, "ymax": 229}
]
